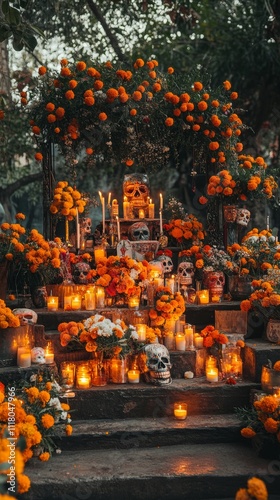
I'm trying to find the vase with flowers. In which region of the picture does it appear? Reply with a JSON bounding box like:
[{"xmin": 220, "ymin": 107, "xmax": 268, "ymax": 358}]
[
  {"xmin": 200, "ymin": 324, "xmax": 229, "ymax": 374},
  {"xmin": 148, "ymin": 286, "xmax": 185, "ymax": 341},
  {"xmin": 163, "ymin": 214, "xmax": 205, "ymax": 250}
]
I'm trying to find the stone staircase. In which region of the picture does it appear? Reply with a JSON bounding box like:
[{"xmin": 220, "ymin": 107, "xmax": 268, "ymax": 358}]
[{"xmin": 1, "ymin": 307, "xmax": 280, "ymax": 500}]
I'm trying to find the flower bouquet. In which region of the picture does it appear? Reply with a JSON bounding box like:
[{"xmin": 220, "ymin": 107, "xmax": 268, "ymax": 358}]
[
  {"xmin": 236, "ymin": 379, "xmax": 280, "ymax": 460},
  {"xmin": 149, "ymin": 286, "xmax": 185, "ymax": 332},
  {"xmin": 240, "ymin": 274, "xmax": 280, "ymax": 324},
  {"xmin": 163, "ymin": 214, "xmax": 205, "ymax": 249},
  {"xmin": 200, "ymin": 324, "xmax": 229, "ymax": 351},
  {"xmin": 58, "ymin": 314, "xmax": 139, "ymax": 358}
]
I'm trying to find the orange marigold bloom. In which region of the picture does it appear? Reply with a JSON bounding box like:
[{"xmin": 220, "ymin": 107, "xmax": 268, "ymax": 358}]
[
  {"xmin": 193, "ymin": 81, "xmax": 203, "ymax": 91},
  {"xmin": 126, "ymin": 159, "xmax": 134, "ymax": 167},
  {"xmin": 76, "ymin": 61, "xmax": 86, "ymax": 71},
  {"xmin": 165, "ymin": 117, "xmax": 174, "ymax": 127},
  {"xmin": 264, "ymin": 417, "xmax": 279, "ymax": 433},
  {"xmin": 38, "ymin": 66, "xmax": 47, "ymax": 75},
  {"xmin": 32, "ymin": 126, "xmax": 41, "ymax": 135},
  {"xmin": 84, "ymin": 96, "xmax": 95, "ymax": 106},
  {"xmin": 130, "ymin": 109, "xmax": 137, "ymax": 116},
  {"xmin": 135, "ymin": 58, "xmax": 145, "ymax": 68},
  {"xmin": 39, "ymin": 452, "xmax": 50, "ymax": 461},
  {"xmin": 197, "ymin": 101, "xmax": 208, "ymax": 111},
  {"xmin": 94, "ymin": 80, "xmax": 104, "ymax": 90},
  {"xmin": 153, "ymin": 83, "xmax": 161, "ymax": 92},
  {"xmin": 60, "ymin": 67, "xmax": 71, "ymax": 77},
  {"xmin": 209, "ymin": 141, "xmax": 219, "ymax": 151},
  {"xmin": 86, "ymin": 148, "xmax": 94, "ymax": 155},
  {"xmin": 230, "ymin": 91, "xmax": 238, "ymax": 99},
  {"xmin": 55, "ymin": 107, "xmax": 65, "ymax": 119},
  {"xmin": 198, "ymin": 196, "xmax": 208, "ymax": 205},
  {"xmin": 167, "ymin": 67, "xmax": 174, "ymax": 74},
  {"xmin": 106, "ymin": 88, "xmax": 118, "ymax": 100},
  {"xmin": 211, "ymin": 100, "xmax": 220, "ymax": 107},
  {"xmin": 149, "ymin": 70, "xmax": 157, "ymax": 79},
  {"xmin": 47, "ymin": 114, "xmax": 56, "ymax": 123},
  {"xmin": 273, "ymin": 360, "xmax": 280, "ymax": 371},
  {"xmin": 223, "ymin": 80, "xmax": 231, "ymax": 90},
  {"xmin": 132, "ymin": 90, "xmax": 142, "ymax": 101},
  {"xmin": 65, "ymin": 90, "xmax": 75, "ymax": 100},
  {"xmin": 34, "ymin": 152, "xmax": 43, "ymax": 161},
  {"xmin": 99, "ymin": 112, "xmax": 107, "ymax": 121},
  {"xmin": 240, "ymin": 427, "xmax": 256, "ymax": 438},
  {"xmin": 192, "ymin": 124, "xmax": 200, "ymax": 131},
  {"xmin": 45, "ymin": 102, "xmax": 55, "ymax": 112}
]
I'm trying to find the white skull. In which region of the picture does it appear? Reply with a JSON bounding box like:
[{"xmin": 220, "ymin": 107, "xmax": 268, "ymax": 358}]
[
  {"xmin": 13, "ymin": 308, "xmax": 38, "ymax": 325},
  {"xmin": 177, "ymin": 261, "xmax": 194, "ymax": 285},
  {"xmin": 143, "ymin": 343, "xmax": 172, "ymax": 385},
  {"xmin": 81, "ymin": 217, "xmax": 92, "ymax": 236},
  {"xmin": 156, "ymin": 255, "xmax": 173, "ymax": 274},
  {"xmin": 31, "ymin": 347, "xmax": 46, "ymax": 364},
  {"xmin": 72, "ymin": 262, "xmax": 91, "ymax": 284},
  {"xmin": 236, "ymin": 208, "xmax": 250, "ymax": 226},
  {"xmin": 129, "ymin": 222, "xmax": 150, "ymax": 241}
]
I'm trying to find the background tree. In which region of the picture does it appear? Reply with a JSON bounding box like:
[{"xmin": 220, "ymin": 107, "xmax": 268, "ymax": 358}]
[{"xmin": 0, "ymin": 0, "xmax": 280, "ymax": 226}]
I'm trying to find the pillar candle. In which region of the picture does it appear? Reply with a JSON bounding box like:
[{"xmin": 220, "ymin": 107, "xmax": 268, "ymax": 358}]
[
  {"xmin": 94, "ymin": 246, "xmax": 106, "ymax": 263},
  {"xmin": 123, "ymin": 196, "xmax": 130, "ymax": 219},
  {"xmin": 45, "ymin": 341, "xmax": 54, "ymax": 364},
  {"xmin": 148, "ymin": 199, "xmax": 155, "ymax": 218},
  {"xmin": 165, "ymin": 276, "xmax": 175, "ymax": 294},
  {"xmin": 17, "ymin": 347, "xmax": 31, "ymax": 368},
  {"xmin": 47, "ymin": 296, "xmax": 59, "ymax": 311},
  {"xmin": 71, "ymin": 294, "xmax": 82, "ymax": 310},
  {"xmin": 185, "ymin": 325, "xmax": 194, "ymax": 349},
  {"xmin": 116, "ymin": 215, "xmax": 121, "ymax": 240},
  {"xmin": 85, "ymin": 288, "xmax": 96, "ymax": 310},
  {"xmin": 138, "ymin": 209, "xmax": 145, "ymax": 219},
  {"xmin": 163, "ymin": 332, "xmax": 174, "ymax": 350},
  {"xmin": 159, "ymin": 209, "xmax": 163, "ymax": 234},
  {"xmin": 194, "ymin": 335, "xmax": 204, "ymax": 349},
  {"xmin": 175, "ymin": 334, "xmax": 186, "ymax": 351},
  {"xmin": 206, "ymin": 367, "xmax": 219, "ymax": 383},
  {"xmin": 99, "ymin": 191, "xmax": 105, "ymax": 234},
  {"xmin": 159, "ymin": 192, "xmax": 163, "ymax": 210},
  {"xmin": 96, "ymin": 287, "xmax": 105, "ymax": 308},
  {"xmin": 76, "ymin": 208, "xmax": 80, "ymax": 250},
  {"xmin": 136, "ymin": 324, "xmax": 147, "ymax": 342}
]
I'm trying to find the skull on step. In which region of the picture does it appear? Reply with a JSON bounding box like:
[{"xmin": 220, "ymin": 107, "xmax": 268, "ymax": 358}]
[
  {"xmin": 177, "ymin": 261, "xmax": 194, "ymax": 286},
  {"xmin": 72, "ymin": 262, "xmax": 91, "ymax": 284},
  {"xmin": 143, "ymin": 343, "xmax": 172, "ymax": 385},
  {"xmin": 13, "ymin": 308, "xmax": 38, "ymax": 325},
  {"xmin": 156, "ymin": 254, "xmax": 173, "ymax": 274},
  {"xmin": 129, "ymin": 222, "xmax": 150, "ymax": 241}
]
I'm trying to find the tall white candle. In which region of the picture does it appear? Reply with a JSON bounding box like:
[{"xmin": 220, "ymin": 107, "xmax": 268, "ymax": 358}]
[
  {"xmin": 175, "ymin": 334, "xmax": 186, "ymax": 351},
  {"xmin": 76, "ymin": 208, "xmax": 80, "ymax": 250},
  {"xmin": 116, "ymin": 215, "xmax": 121, "ymax": 241},
  {"xmin": 107, "ymin": 192, "xmax": 111, "ymax": 207},
  {"xmin": 159, "ymin": 193, "xmax": 163, "ymax": 210},
  {"xmin": 99, "ymin": 191, "xmax": 105, "ymax": 234}
]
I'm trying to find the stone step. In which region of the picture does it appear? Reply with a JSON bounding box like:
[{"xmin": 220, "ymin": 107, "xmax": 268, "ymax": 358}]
[
  {"xmin": 57, "ymin": 414, "xmax": 242, "ymax": 451},
  {"xmin": 23, "ymin": 442, "xmax": 280, "ymax": 500},
  {"xmin": 65, "ymin": 379, "xmax": 259, "ymax": 420}
]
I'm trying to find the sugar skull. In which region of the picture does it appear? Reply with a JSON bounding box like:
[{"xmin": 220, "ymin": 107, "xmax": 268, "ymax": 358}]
[
  {"xmin": 177, "ymin": 261, "xmax": 194, "ymax": 285},
  {"xmin": 129, "ymin": 222, "xmax": 150, "ymax": 241},
  {"xmin": 13, "ymin": 308, "xmax": 38, "ymax": 325},
  {"xmin": 223, "ymin": 205, "xmax": 238, "ymax": 223},
  {"xmin": 31, "ymin": 347, "xmax": 46, "ymax": 364},
  {"xmin": 236, "ymin": 208, "xmax": 250, "ymax": 227},
  {"xmin": 123, "ymin": 173, "xmax": 150, "ymax": 218},
  {"xmin": 142, "ymin": 343, "xmax": 172, "ymax": 385},
  {"xmin": 205, "ymin": 271, "xmax": 225, "ymax": 298},
  {"xmin": 72, "ymin": 262, "xmax": 91, "ymax": 284},
  {"xmin": 156, "ymin": 254, "xmax": 173, "ymax": 274}
]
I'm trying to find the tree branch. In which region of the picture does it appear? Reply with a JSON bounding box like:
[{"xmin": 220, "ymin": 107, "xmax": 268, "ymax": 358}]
[
  {"xmin": 85, "ymin": 0, "xmax": 128, "ymax": 63},
  {"xmin": 0, "ymin": 171, "xmax": 43, "ymax": 198}
]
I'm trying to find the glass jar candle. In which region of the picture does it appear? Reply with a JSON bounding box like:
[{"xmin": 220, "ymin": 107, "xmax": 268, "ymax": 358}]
[
  {"xmin": 76, "ymin": 363, "xmax": 92, "ymax": 389},
  {"xmin": 174, "ymin": 402, "xmax": 187, "ymax": 420}
]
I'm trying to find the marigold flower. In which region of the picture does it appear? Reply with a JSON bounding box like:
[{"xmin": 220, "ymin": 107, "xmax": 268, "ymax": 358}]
[
  {"xmin": 126, "ymin": 159, "xmax": 134, "ymax": 167},
  {"xmin": 38, "ymin": 66, "xmax": 47, "ymax": 75},
  {"xmin": 193, "ymin": 81, "xmax": 203, "ymax": 91},
  {"xmin": 273, "ymin": 360, "xmax": 280, "ymax": 371},
  {"xmin": 223, "ymin": 80, "xmax": 231, "ymax": 90},
  {"xmin": 65, "ymin": 90, "xmax": 75, "ymax": 100},
  {"xmin": 39, "ymin": 452, "xmax": 50, "ymax": 461},
  {"xmin": 165, "ymin": 117, "xmax": 174, "ymax": 127},
  {"xmin": 130, "ymin": 109, "xmax": 137, "ymax": 116},
  {"xmin": 41, "ymin": 414, "xmax": 55, "ymax": 429},
  {"xmin": 34, "ymin": 152, "xmax": 43, "ymax": 161},
  {"xmin": 209, "ymin": 141, "xmax": 219, "ymax": 151},
  {"xmin": 240, "ymin": 427, "xmax": 256, "ymax": 438},
  {"xmin": 76, "ymin": 61, "xmax": 86, "ymax": 71}
]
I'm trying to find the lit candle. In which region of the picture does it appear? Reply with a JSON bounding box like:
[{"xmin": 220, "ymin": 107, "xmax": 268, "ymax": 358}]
[
  {"xmin": 76, "ymin": 207, "xmax": 80, "ymax": 250},
  {"xmin": 159, "ymin": 209, "xmax": 163, "ymax": 234},
  {"xmin": 194, "ymin": 335, "xmax": 204, "ymax": 349},
  {"xmin": 159, "ymin": 193, "xmax": 163, "ymax": 210},
  {"xmin": 99, "ymin": 191, "xmax": 105, "ymax": 235},
  {"xmin": 174, "ymin": 402, "xmax": 187, "ymax": 420},
  {"xmin": 148, "ymin": 199, "xmax": 155, "ymax": 219},
  {"xmin": 63, "ymin": 295, "xmax": 72, "ymax": 311},
  {"xmin": 94, "ymin": 246, "xmax": 106, "ymax": 263},
  {"xmin": 45, "ymin": 341, "xmax": 54, "ymax": 364},
  {"xmin": 128, "ymin": 296, "xmax": 140, "ymax": 310},
  {"xmin": 116, "ymin": 215, "xmax": 121, "ymax": 241},
  {"xmin": 127, "ymin": 370, "xmax": 140, "ymax": 384},
  {"xmin": 175, "ymin": 334, "xmax": 186, "ymax": 351},
  {"xmin": 211, "ymin": 294, "xmax": 220, "ymax": 303},
  {"xmin": 76, "ymin": 374, "xmax": 91, "ymax": 389},
  {"xmin": 111, "ymin": 199, "xmax": 119, "ymax": 217},
  {"xmin": 123, "ymin": 196, "xmax": 130, "ymax": 219},
  {"xmin": 85, "ymin": 288, "xmax": 96, "ymax": 310},
  {"xmin": 47, "ymin": 296, "xmax": 59, "ymax": 311},
  {"xmin": 136, "ymin": 324, "xmax": 146, "ymax": 342},
  {"xmin": 206, "ymin": 367, "xmax": 219, "ymax": 383},
  {"xmin": 138, "ymin": 208, "xmax": 145, "ymax": 219},
  {"xmin": 197, "ymin": 290, "xmax": 209, "ymax": 304},
  {"xmin": 60, "ymin": 362, "xmax": 75, "ymax": 388},
  {"xmin": 71, "ymin": 294, "xmax": 82, "ymax": 310},
  {"xmin": 17, "ymin": 347, "xmax": 31, "ymax": 368},
  {"xmin": 96, "ymin": 286, "xmax": 105, "ymax": 308},
  {"xmin": 185, "ymin": 325, "xmax": 194, "ymax": 349}
]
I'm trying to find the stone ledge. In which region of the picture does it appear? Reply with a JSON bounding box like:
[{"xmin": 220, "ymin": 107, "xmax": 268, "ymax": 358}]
[{"xmin": 243, "ymin": 339, "xmax": 280, "ymax": 382}]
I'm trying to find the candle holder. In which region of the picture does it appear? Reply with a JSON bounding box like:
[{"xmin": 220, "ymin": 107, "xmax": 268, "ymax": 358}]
[
  {"xmin": 76, "ymin": 363, "xmax": 92, "ymax": 389},
  {"xmin": 47, "ymin": 295, "xmax": 59, "ymax": 311},
  {"xmin": 60, "ymin": 361, "xmax": 76, "ymax": 389},
  {"xmin": 127, "ymin": 369, "xmax": 140, "ymax": 384},
  {"xmin": 44, "ymin": 341, "xmax": 54, "ymax": 364},
  {"xmin": 174, "ymin": 402, "xmax": 188, "ymax": 420},
  {"xmin": 135, "ymin": 324, "xmax": 147, "ymax": 342},
  {"xmin": 196, "ymin": 289, "xmax": 209, "ymax": 304}
]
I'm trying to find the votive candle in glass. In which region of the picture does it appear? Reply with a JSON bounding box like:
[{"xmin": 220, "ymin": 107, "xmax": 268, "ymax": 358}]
[
  {"xmin": 163, "ymin": 332, "xmax": 174, "ymax": 350},
  {"xmin": 60, "ymin": 362, "xmax": 76, "ymax": 389},
  {"xmin": 47, "ymin": 296, "xmax": 59, "ymax": 311},
  {"xmin": 94, "ymin": 246, "xmax": 106, "ymax": 264},
  {"xmin": 17, "ymin": 347, "xmax": 31, "ymax": 368},
  {"xmin": 76, "ymin": 364, "xmax": 91, "ymax": 389},
  {"xmin": 194, "ymin": 334, "xmax": 204, "ymax": 349},
  {"xmin": 44, "ymin": 341, "xmax": 54, "ymax": 364},
  {"xmin": 85, "ymin": 287, "xmax": 96, "ymax": 310},
  {"xmin": 127, "ymin": 370, "xmax": 140, "ymax": 384},
  {"xmin": 71, "ymin": 294, "xmax": 82, "ymax": 310},
  {"xmin": 136, "ymin": 324, "xmax": 147, "ymax": 342},
  {"xmin": 128, "ymin": 296, "xmax": 140, "ymax": 310},
  {"xmin": 185, "ymin": 324, "xmax": 194, "ymax": 349},
  {"xmin": 197, "ymin": 289, "xmax": 209, "ymax": 304},
  {"xmin": 206, "ymin": 367, "xmax": 219, "ymax": 383},
  {"xmin": 95, "ymin": 286, "xmax": 105, "ymax": 308},
  {"xmin": 175, "ymin": 334, "xmax": 186, "ymax": 351},
  {"xmin": 174, "ymin": 402, "xmax": 187, "ymax": 420}
]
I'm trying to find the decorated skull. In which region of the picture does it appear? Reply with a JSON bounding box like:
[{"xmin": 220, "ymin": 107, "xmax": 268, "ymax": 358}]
[
  {"xmin": 72, "ymin": 262, "xmax": 91, "ymax": 284},
  {"xmin": 81, "ymin": 217, "xmax": 92, "ymax": 237},
  {"xmin": 143, "ymin": 343, "xmax": 172, "ymax": 385},
  {"xmin": 31, "ymin": 347, "xmax": 46, "ymax": 364},
  {"xmin": 156, "ymin": 254, "xmax": 173, "ymax": 274},
  {"xmin": 13, "ymin": 308, "xmax": 38, "ymax": 325},
  {"xmin": 206, "ymin": 271, "xmax": 225, "ymax": 298},
  {"xmin": 123, "ymin": 173, "xmax": 150, "ymax": 218},
  {"xmin": 223, "ymin": 205, "xmax": 238, "ymax": 223},
  {"xmin": 177, "ymin": 261, "xmax": 194, "ymax": 285},
  {"xmin": 129, "ymin": 222, "xmax": 150, "ymax": 241},
  {"xmin": 236, "ymin": 208, "xmax": 251, "ymax": 227}
]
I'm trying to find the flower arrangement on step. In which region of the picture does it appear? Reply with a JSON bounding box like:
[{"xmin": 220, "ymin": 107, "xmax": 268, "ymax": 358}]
[
  {"xmin": 163, "ymin": 214, "xmax": 205, "ymax": 249},
  {"xmin": 0, "ymin": 370, "xmax": 73, "ymax": 496},
  {"xmin": 235, "ymin": 476, "xmax": 268, "ymax": 500},
  {"xmin": 200, "ymin": 324, "xmax": 229, "ymax": 352},
  {"xmin": 149, "ymin": 286, "xmax": 185, "ymax": 334},
  {"xmin": 0, "ymin": 299, "xmax": 20, "ymax": 329},
  {"xmin": 86, "ymin": 255, "xmax": 148, "ymax": 303},
  {"xmin": 0, "ymin": 212, "xmax": 26, "ymax": 264},
  {"xmin": 49, "ymin": 180, "xmax": 86, "ymax": 220},
  {"xmin": 58, "ymin": 314, "xmax": 140, "ymax": 358},
  {"xmin": 235, "ymin": 371, "xmax": 280, "ymax": 460},
  {"xmin": 179, "ymin": 244, "xmax": 234, "ymax": 277},
  {"xmin": 240, "ymin": 274, "xmax": 280, "ymax": 323},
  {"xmin": 227, "ymin": 228, "xmax": 280, "ymax": 278}
]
